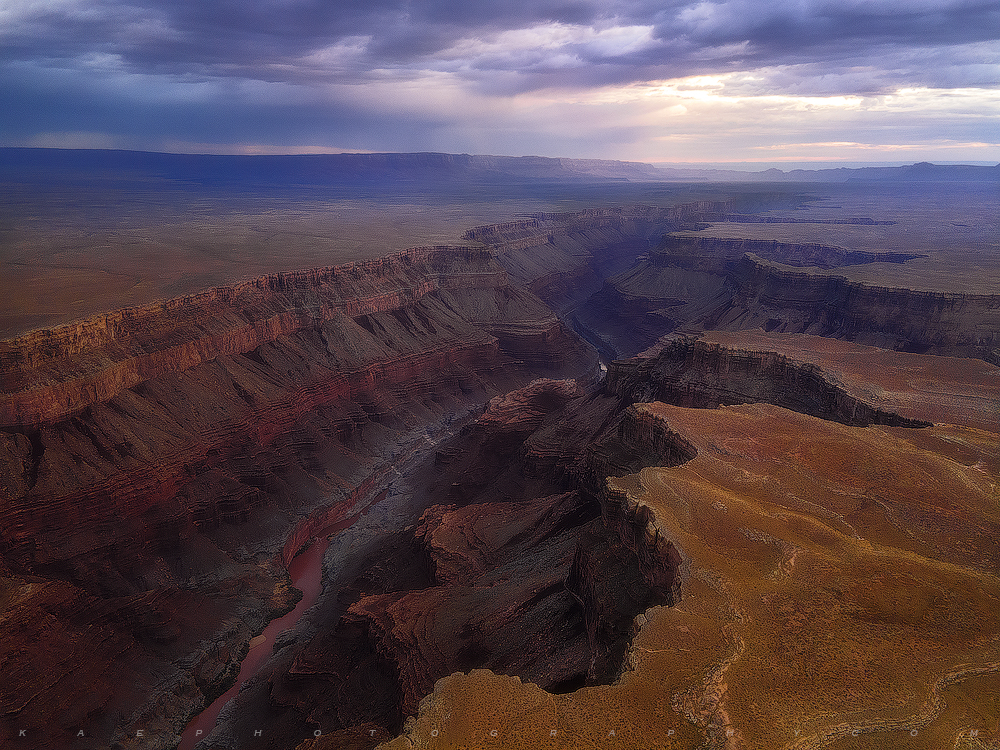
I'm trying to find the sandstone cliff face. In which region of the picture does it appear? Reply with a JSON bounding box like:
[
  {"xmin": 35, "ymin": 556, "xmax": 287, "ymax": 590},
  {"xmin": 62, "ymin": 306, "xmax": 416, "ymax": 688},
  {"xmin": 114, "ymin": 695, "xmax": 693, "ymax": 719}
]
[
  {"xmin": 563, "ymin": 408, "xmax": 690, "ymax": 680},
  {"xmin": 697, "ymin": 330, "xmax": 1000, "ymax": 433},
  {"xmin": 0, "ymin": 247, "xmax": 513, "ymax": 427},
  {"xmin": 710, "ymin": 254, "xmax": 1000, "ymax": 358},
  {"xmin": 0, "ymin": 249, "xmax": 596, "ymax": 749},
  {"xmin": 581, "ymin": 234, "xmax": 998, "ymax": 359},
  {"xmin": 606, "ymin": 337, "xmax": 931, "ymax": 427}
]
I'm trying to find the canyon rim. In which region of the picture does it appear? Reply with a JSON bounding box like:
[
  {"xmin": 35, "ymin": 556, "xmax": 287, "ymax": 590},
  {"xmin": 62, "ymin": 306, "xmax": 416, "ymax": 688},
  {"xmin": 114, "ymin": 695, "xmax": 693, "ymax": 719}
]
[{"xmin": 1, "ymin": 151, "xmax": 998, "ymax": 750}]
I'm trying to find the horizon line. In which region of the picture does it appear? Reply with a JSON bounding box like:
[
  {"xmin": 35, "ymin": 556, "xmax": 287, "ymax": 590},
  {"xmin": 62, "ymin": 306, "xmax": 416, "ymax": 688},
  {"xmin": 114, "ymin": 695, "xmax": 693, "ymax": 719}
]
[{"xmin": 1, "ymin": 145, "xmax": 997, "ymax": 172}]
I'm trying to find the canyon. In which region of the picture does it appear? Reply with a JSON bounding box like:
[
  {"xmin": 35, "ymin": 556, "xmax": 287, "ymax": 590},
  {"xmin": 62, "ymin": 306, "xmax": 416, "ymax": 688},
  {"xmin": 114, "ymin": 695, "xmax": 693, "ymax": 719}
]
[
  {"xmin": 1, "ymin": 159, "xmax": 998, "ymax": 750},
  {"xmin": 0, "ymin": 245, "xmax": 596, "ymax": 748}
]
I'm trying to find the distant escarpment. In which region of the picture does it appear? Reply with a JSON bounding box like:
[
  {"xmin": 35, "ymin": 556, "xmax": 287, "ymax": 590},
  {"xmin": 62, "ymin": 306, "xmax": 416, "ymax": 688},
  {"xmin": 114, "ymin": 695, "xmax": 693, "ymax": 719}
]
[
  {"xmin": 580, "ymin": 233, "xmax": 998, "ymax": 359},
  {"xmin": 0, "ymin": 248, "xmax": 595, "ymax": 749},
  {"xmin": 0, "ymin": 148, "xmax": 689, "ymax": 187},
  {"xmin": 707, "ymin": 213, "xmax": 896, "ymax": 226},
  {"xmin": 651, "ymin": 234, "xmax": 925, "ymax": 270},
  {"xmin": 712, "ymin": 254, "xmax": 1000, "ymax": 358}
]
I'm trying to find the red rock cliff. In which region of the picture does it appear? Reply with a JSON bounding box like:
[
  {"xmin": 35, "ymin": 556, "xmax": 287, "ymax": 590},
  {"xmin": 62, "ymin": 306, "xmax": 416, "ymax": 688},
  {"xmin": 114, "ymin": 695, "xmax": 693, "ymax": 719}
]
[
  {"xmin": 0, "ymin": 247, "xmax": 595, "ymax": 749},
  {"xmin": 0, "ymin": 247, "xmax": 510, "ymax": 426}
]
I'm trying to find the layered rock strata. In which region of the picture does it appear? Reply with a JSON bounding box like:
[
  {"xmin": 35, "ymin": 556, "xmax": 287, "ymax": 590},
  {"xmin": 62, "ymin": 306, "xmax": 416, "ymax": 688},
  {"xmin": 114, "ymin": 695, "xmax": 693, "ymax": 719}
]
[
  {"xmin": 695, "ymin": 330, "xmax": 1000, "ymax": 432},
  {"xmin": 0, "ymin": 248, "xmax": 595, "ymax": 749},
  {"xmin": 711, "ymin": 254, "xmax": 1000, "ymax": 358},
  {"xmin": 583, "ymin": 234, "xmax": 999, "ymax": 359},
  {"xmin": 606, "ymin": 337, "xmax": 932, "ymax": 427},
  {"xmin": 1, "ymin": 247, "xmax": 521, "ymax": 426}
]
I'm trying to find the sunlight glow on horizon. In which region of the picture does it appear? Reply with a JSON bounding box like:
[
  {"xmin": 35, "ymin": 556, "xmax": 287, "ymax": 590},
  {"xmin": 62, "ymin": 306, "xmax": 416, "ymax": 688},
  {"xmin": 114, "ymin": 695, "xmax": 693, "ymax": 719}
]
[{"xmin": 5, "ymin": 0, "xmax": 998, "ymax": 165}]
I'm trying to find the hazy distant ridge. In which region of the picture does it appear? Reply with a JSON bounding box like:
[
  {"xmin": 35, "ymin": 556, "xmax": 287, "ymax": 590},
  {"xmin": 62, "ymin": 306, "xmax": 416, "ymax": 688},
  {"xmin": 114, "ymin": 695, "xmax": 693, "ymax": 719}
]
[{"xmin": 1, "ymin": 148, "xmax": 997, "ymax": 185}]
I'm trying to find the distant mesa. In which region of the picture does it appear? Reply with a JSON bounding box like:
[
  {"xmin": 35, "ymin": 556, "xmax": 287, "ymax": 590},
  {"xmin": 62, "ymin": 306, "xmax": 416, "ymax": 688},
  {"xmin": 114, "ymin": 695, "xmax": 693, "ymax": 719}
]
[{"xmin": 2, "ymin": 147, "xmax": 999, "ymax": 187}]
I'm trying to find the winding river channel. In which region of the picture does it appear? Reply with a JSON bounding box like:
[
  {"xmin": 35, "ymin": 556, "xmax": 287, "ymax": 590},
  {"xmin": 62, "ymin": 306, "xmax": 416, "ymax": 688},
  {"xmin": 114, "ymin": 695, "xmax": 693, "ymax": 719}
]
[
  {"xmin": 176, "ymin": 410, "xmax": 480, "ymax": 749},
  {"xmin": 178, "ymin": 523, "xmax": 341, "ymax": 749}
]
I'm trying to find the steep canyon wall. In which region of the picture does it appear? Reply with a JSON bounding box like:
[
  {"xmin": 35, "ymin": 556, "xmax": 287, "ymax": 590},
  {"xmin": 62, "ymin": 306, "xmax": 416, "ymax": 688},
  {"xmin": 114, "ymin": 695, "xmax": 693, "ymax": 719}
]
[
  {"xmin": 606, "ymin": 337, "xmax": 932, "ymax": 427},
  {"xmin": 585, "ymin": 234, "xmax": 1000, "ymax": 359},
  {"xmin": 713, "ymin": 255, "xmax": 1000, "ymax": 358},
  {"xmin": 0, "ymin": 247, "xmax": 595, "ymax": 749}
]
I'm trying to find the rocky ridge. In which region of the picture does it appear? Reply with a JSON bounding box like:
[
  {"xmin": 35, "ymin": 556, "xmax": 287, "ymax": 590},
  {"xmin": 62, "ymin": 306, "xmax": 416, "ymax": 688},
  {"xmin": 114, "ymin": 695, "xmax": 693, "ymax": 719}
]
[
  {"xmin": 712, "ymin": 254, "xmax": 1000, "ymax": 358},
  {"xmin": 606, "ymin": 336, "xmax": 932, "ymax": 428},
  {"xmin": 581, "ymin": 233, "xmax": 999, "ymax": 359}
]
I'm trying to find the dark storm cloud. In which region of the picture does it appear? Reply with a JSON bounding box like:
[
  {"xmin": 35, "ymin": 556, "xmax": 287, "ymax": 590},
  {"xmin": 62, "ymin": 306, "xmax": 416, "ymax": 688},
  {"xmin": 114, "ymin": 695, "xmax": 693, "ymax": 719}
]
[
  {"xmin": 668, "ymin": 0, "xmax": 1000, "ymax": 50},
  {"xmin": 1, "ymin": 0, "xmax": 997, "ymax": 155},
  {"xmin": 441, "ymin": 0, "xmax": 1000, "ymax": 93},
  {"xmin": 8, "ymin": 0, "xmax": 994, "ymax": 87}
]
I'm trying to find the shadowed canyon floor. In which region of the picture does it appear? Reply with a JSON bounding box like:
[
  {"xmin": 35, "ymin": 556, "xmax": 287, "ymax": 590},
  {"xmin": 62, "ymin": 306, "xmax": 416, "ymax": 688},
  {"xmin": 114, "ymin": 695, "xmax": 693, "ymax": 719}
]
[{"xmin": 0, "ymin": 158, "xmax": 997, "ymax": 750}]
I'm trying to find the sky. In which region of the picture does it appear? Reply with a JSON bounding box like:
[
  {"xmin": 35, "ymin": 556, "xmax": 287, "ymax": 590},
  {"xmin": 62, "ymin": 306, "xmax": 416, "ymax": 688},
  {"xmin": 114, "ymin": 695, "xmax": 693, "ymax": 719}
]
[{"xmin": 2, "ymin": 0, "xmax": 999, "ymax": 164}]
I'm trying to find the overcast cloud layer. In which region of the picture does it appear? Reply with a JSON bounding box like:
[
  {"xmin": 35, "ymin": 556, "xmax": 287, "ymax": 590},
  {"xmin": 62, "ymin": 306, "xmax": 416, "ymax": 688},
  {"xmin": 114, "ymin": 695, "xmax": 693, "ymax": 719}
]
[{"xmin": 2, "ymin": 0, "xmax": 998, "ymax": 162}]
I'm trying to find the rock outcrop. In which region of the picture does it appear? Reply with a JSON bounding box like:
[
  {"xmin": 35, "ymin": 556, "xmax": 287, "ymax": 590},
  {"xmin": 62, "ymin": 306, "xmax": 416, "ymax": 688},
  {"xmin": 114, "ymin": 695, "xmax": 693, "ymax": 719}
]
[
  {"xmin": 710, "ymin": 254, "xmax": 1000, "ymax": 358},
  {"xmin": 580, "ymin": 233, "xmax": 998, "ymax": 359},
  {"xmin": 696, "ymin": 330, "xmax": 1000, "ymax": 432},
  {"xmin": 606, "ymin": 336, "xmax": 931, "ymax": 427}
]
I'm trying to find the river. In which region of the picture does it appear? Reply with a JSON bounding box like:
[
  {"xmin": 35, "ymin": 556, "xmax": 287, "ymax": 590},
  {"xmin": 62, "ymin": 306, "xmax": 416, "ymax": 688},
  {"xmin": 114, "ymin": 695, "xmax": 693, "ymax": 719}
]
[
  {"xmin": 176, "ymin": 413, "xmax": 477, "ymax": 749},
  {"xmin": 177, "ymin": 514, "xmax": 352, "ymax": 749}
]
